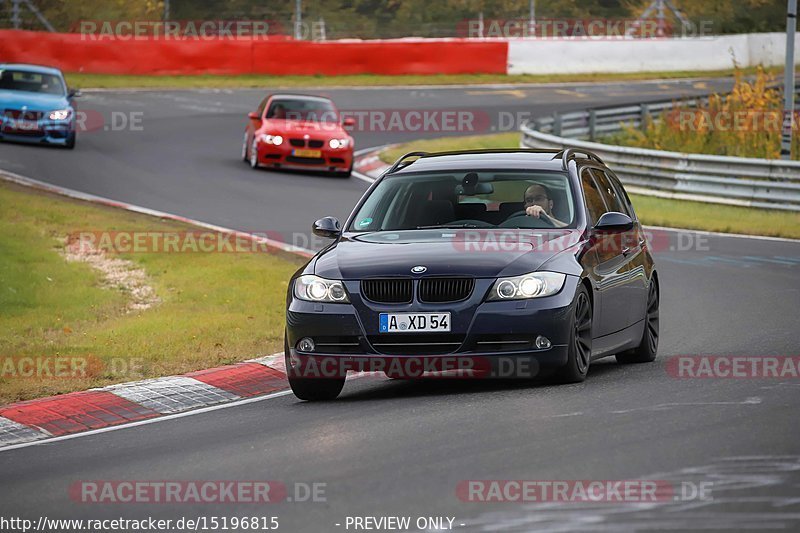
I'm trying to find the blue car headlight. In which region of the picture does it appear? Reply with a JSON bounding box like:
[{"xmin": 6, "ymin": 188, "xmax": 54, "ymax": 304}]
[
  {"xmin": 294, "ymin": 275, "xmax": 349, "ymax": 303},
  {"xmin": 48, "ymin": 109, "xmax": 72, "ymax": 121},
  {"xmin": 487, "ymin": 271, "xmax": 566, "ymax": 301}
]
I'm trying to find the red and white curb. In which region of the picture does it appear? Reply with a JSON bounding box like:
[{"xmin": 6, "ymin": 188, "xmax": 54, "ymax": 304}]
[
  {"xmin": 352, "ymin": 147, "xmax": 391, "ymax": 182},
  {"xmin": 0, "ymin": 355, "xmax": 288, "ymax": 448}
]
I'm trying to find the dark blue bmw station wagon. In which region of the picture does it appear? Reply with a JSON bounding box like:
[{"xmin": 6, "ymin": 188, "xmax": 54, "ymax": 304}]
[{"xmin": 285, "ymin": 149, "xmax": 659, "ymax": 400}]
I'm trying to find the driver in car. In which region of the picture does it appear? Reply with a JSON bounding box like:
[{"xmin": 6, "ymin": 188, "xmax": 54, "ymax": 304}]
[{"xmin": 524, "ymin": 184, "xmax": 568, "ymax": 228}]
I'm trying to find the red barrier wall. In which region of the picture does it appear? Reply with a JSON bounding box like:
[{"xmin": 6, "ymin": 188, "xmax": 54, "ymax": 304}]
[{"xmin": 0, "ymin": 31, "xmax": 508, "ymax": 75}]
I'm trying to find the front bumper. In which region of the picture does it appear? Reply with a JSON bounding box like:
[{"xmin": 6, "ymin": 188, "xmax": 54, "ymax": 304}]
[
  {"xmin": 0, "ymin": 120, "xmax": 74, "ymax": 145},
  {"xmin": 285, "ymin": 276, "xmax": 578, "ymax": 378},
  {"xmin": 256, "ymin": 141, "xmax": 352, "ymax": 171}
]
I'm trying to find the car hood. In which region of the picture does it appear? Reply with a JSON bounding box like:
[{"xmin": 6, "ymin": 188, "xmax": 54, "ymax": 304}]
[
  {"xmin": 263, "ymin": 118, "xmax": 347, "ymax": 138},
  {"xmin": 314, "ymin": 229, "xmax": 581, "ymax": 279},
  {"xmin": 0, "ymin": 90, "xmax": 69, "ymax": 112}
]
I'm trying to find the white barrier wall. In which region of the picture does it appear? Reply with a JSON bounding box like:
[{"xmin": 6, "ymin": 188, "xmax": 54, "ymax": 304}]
[{"xmin": 507, "ymin": 33, "xmax": 800, "ymax": 74}]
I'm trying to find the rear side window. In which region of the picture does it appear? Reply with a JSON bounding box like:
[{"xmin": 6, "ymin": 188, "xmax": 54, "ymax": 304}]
[
  {"xmin": 591, "ymin": 169, "xmax": 628, "ymax": 216},
  {"xmin": 580, "ymin": 169, "xmax": 608, "ymax": 225}
]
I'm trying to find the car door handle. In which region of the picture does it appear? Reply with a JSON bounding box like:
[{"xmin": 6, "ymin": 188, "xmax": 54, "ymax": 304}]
[{"xmin": 621, "ymin": 246, "xmax": 632, "ymax": 256}]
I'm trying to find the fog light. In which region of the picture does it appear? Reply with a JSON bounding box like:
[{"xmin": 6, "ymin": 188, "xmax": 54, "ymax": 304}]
[
  {"xmin": 535, "ymin": 335, "xmax": 551, "ymax": 349},
  {"xmin": 297, "ymin": 337, "xmax": 315, "ymax": 352}
]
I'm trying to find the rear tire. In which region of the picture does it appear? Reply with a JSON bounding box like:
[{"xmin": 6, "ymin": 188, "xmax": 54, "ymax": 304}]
[
  {"xmin": 616, "ymin": 278, "xmax": 659, "ymax": 364},
  {"xmin": 554, "ymin": 284, "xmax": 592, "ymax": 383}
]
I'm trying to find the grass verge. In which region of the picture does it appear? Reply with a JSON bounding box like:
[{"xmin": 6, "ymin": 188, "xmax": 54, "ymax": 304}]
[
  {"xmin": 377, "ymin": 132, "xmax": 800, "ymax": 240},
  {"xmin": 65, "ymin": 66, "xmax": 779, "ymax": 90},
  {"xmin": 0, "ymin": 180, "xmax": 304, "ymax": 404}
]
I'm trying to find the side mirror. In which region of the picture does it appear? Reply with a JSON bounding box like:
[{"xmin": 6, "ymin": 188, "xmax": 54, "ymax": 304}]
[
  {"xmin": 68, "ymin": 88, "xmax": 81, "ymax": 99},
  {"xmin": 342, "ymin": 117, "xmax": 355, "ymax": 130},
  {"xmin": 594, "ymin": 212, "xmax": 633, "ymax": 232},
  {"xmin": 313, "ymin": 216, "xmax": 341, "ymax": 239},
  {"xmin": 247, "ymin": 111, "xmax": 260, "ymax": 121}
]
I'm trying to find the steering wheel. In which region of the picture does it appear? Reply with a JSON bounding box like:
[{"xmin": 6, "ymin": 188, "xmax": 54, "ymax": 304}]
[{"xmin": 500, "ymin": 210, "xmax": 556, "ymax": 229}]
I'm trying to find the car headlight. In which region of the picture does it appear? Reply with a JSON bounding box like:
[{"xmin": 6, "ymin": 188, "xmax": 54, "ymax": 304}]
[
  {"xmin": 329, "ymin": 138, "xmax": 349, "ymax": 149},
  {"xmin": 294, "ymin": 275, "xmax": 349, "ymax": 303},
  {"xmin": 487, "ymin": 271, "xmax": 566, "ymax": 301},
  {"xmin": 49, "ymin": 109, "xmax": 71, "ymax": 120},
  {"xmin": 260, "ymin": 134, "xmax": 283, "ymax": 145}
]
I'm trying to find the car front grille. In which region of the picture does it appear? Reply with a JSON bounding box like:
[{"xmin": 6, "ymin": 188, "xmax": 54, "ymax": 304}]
[
  {"xmin": 418, "ymin": 278, "xmax": 475, "ymax": 303},
  {"xmin": 3, "ymin": 109, "xmax": 44, "ymax": 120},
  {"xmin": 361, "ymin": 279, "xmax": 413, "ymax": 304},
  {"xmin": 288, "ymin": 138, "xmax": 324, "ymax": 148}
]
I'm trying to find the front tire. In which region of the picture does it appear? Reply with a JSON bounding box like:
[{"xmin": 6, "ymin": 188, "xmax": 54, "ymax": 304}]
[
  {"xmin": 554, "ymin": 284, "xmax": 593, "ymax": 383},
  {"xmin": 64, "ymin": 132, "xmax": 76, "ymax": 149},
  {"xmin": 249, "ymin": 139, "xmax": 260, "ymax": 169},
  {"xmin": 241, "ymin": 132, "xmax": 249, "ymax": 162},
  {"xmin": 284, "ymin": 336, "xmax": 345, "ymax": 401},
  {"xmin": 616, "ymin": 278, "xmax": 659, "ymax": 364},
  {"xmin": 288, "ymin": 375, "xmax": 346, "ymax": 401}
]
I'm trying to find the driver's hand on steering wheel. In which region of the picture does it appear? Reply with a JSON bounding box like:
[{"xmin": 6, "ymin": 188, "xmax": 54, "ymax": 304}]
[{"xmin": 526, "ymin": 205, "xmax": 548, "ymax": 219}]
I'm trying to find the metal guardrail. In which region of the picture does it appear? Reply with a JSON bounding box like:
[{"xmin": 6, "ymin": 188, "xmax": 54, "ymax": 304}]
[{"xmin": 520, "ymin": 85, "xmax": 800, "ymax": 211}]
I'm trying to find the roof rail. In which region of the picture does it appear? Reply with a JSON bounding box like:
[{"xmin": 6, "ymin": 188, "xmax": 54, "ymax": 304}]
[
  {"xmin": 386, "ymin": 151, "xmax": 428, "ymax": 174},
  {"xmin": 556, "ymin": 148, "xmax": 605, "ymax": 170},
  {"xmin": 427, "ymin": 148, "xmax": 562, "ymax": 157}
]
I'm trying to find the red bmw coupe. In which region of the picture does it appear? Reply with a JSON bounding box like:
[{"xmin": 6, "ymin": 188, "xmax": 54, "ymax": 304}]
[{"xmin": 242, "ymin": 94, "xmax": 355, "ymax": 177}]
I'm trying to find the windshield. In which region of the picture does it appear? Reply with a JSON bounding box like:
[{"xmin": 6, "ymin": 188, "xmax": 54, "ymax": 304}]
[
  {"xmin": 266, "ymin": 98, "xmax": 338, "ymax": 122},
  {"xmin": 0, "ymin": 69, "xmax": 65, "ymax": 95},
  {"xmin": 348, "ymin": 170, "xmax": 578, "ymax": 232}
]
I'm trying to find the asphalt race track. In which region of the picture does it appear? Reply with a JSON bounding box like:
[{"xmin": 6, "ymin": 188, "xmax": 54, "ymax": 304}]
[{"xmin": 1, "ymin": 78, "xmax": 799, "ymax": 532}]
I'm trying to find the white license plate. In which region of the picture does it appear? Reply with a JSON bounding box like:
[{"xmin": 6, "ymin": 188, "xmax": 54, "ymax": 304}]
[
  {"xmin": 379, "ymin": 313, "xmax": 451, "ymax": 333},
  {"xmin": 9, "ymin": 120, "xmax": 39, "ymax": 131}
]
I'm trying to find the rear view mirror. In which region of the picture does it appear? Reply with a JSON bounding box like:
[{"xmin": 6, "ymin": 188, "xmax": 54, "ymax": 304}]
[
  {"xmin": 455, "ymin": 183, "xmax": 494, "ymax": 196},
  {"xmin": 67, "ymin": 88, "xmax": 82, "ymax": 99},
  {"xmin": 594, "ymin": 212, "xmax": 633, "ymax": 232},
  {"xmin": 342, "ymin": 117, "xmax": 355, "ymax": 130},
  {"xmin": 313, "ymin": 216, "xmax": 341, "ymax": 239},
  {"xmin": 247, "ymin": 112, "xmax": 260, "ymax": 120}
]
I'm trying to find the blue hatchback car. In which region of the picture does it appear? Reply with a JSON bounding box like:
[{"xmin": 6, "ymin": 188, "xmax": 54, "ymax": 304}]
[{"xmin": 0, "ymin": 63, "xmax": 79, "ymax": 149}]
